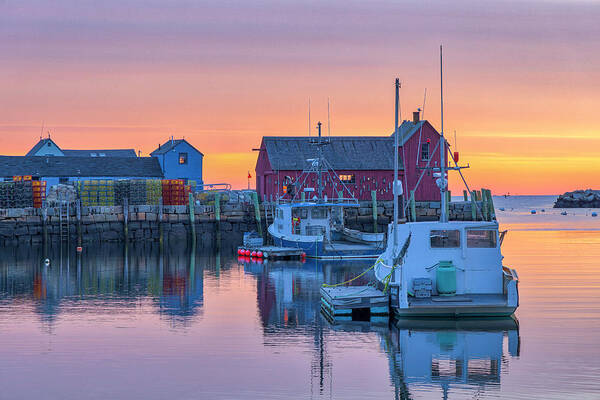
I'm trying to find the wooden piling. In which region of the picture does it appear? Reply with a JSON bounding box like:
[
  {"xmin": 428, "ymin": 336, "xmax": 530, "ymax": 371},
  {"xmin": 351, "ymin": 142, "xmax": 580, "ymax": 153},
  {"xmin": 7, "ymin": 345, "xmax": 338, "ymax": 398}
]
[
  {"xmin": 463, "ymin": 190, "xmax": 468, "ymax": 201},
  {"xmin": 252, "ymin": 192, "xmax": 262, "ymax": 236},
  {"xmin": 410, "ymin": 190, "xmax": 416, "ymax": 222},
  {"xmin": 446, "ymin": 190, "xmax": 451, "ymax": 219},
  {"xmin": 123, "ymin": 197, "xmax": 129, "ymax": 241},
  {"xmin": 158, "ymin": 197, "xmax": 164, "ymax": 248},
  {"xmin": 471, "ymin": 191, "xmax": 477, "ymax": 221},
  {"xmin": 189, "ymin": 192, "xmax": 196, "ymax": 245},
  {"xmin": 486, "ymin": 189, "xmax": 496, "ymax": 220},
  {"xmin": 481, "ymin": 188, "xmax": 489, "ymax": 221},
  {"xmin": 215, "ymin": 192, "xmax": 221, "ymax": 222},
  {"xmin": 76, "ymin": 199, "xmax": 82, "ymax": 247},
  {"xmin": 42, "ymin": 206, "xmax": 48, "ymax": 258},
  {"xmin": 301, "ymin": 192, "xmax": 305, "ymax": 202},
  {"xmin": 371, "ymin": 190, "xmax": 378, "ymax": 233}
]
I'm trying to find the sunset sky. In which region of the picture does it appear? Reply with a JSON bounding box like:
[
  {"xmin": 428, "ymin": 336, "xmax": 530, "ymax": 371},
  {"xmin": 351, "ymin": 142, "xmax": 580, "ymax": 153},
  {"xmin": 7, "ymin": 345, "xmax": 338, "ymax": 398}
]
[{"xmin": 1, "ymin": 0, "xmax": 599, "ymax": 194}]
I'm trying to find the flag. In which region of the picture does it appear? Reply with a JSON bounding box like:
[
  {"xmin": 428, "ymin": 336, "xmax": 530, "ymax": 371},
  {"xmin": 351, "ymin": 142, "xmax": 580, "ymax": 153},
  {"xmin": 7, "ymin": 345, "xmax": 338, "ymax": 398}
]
[{"xmin": 248, "ymin": 171, "xmax": 252, "ymax": 179}]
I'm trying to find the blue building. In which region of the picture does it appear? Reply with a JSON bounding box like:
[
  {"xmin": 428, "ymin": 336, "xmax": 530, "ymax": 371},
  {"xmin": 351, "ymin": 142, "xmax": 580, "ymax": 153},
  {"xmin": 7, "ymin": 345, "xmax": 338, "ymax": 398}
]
[
  {"xmin": 150, "ymin": 138, "xmax": 203, "ymax": 188},
  {"xmin": 26, "ymin": 137, "xmax": 137, "ymax": 158}
]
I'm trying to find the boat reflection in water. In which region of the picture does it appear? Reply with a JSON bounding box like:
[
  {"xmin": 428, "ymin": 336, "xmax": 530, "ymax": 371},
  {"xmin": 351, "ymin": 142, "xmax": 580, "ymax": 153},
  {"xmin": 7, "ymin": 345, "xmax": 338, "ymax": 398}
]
[{"xmin": 380, "ymin": 318, "xmax": 520, "ymax": 399}]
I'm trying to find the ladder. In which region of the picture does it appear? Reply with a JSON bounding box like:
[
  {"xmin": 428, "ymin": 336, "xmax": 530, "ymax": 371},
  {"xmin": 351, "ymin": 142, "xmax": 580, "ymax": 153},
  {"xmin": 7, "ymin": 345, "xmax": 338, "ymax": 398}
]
[{"xmin": 59, "ymin": 200, "xmax": 69, "ymax": 243}]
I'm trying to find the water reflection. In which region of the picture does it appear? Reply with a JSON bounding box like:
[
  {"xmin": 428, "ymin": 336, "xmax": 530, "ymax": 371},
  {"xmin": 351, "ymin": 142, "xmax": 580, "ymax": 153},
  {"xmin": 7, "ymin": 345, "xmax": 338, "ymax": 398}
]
[
  {"xmin": 380, "ymin": 318, "xmax": 520, "ymax": 399},
  {"xmin": 0, "ymin": 243, "xmax": 206, "ymax": 328}
]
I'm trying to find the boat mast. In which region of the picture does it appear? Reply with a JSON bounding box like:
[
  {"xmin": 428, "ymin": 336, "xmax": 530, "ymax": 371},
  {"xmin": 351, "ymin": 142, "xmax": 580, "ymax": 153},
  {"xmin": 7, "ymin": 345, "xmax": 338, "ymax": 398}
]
[
  {"xmin": 393, "ymin": 78, "xmax": 400, "ymax": 250},
  {"xmin": 317, "ymin": 121, "xmax": 323, "ymax": 201},
  {"xmin": 439, "ymin": 45, "xmax": 448, "ymax": 223}
]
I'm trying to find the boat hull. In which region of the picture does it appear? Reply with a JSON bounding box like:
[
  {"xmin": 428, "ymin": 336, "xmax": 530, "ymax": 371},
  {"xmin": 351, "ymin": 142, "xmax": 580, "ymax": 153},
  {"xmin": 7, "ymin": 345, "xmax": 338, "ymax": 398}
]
[
  {"xmin": 391, "ymin": 305, "xmax": 517, "ymax": 318},
  {"xmin": 271, "ymin": 234, "xmax": 382, "ymax": 259}
]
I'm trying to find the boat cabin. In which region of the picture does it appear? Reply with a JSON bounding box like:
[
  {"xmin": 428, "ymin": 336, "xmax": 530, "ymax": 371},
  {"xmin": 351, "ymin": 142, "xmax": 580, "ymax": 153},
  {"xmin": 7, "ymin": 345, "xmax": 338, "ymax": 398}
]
[
  {"xmin": 272, "ymin": 203, "xmax": 349, "ymax": 240},
  {"xmin": 389, "ymin": 221, "xmax": 504, "ymax": 295}
]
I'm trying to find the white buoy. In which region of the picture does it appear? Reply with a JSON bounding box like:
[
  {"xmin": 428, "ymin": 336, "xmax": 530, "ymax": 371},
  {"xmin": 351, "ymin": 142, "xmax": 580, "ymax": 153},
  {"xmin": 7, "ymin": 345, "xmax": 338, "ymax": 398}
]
[{"xmin": 44, "ymin": 258, "xmax": 50, "ymax": 267}]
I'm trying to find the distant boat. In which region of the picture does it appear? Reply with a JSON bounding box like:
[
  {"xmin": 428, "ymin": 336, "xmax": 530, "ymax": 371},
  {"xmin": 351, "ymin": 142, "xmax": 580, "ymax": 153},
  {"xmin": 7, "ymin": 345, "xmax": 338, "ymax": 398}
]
[
  {"xmin": 499, "ymin": 207, "xmax": 505, "ymax": 211},
  {"xmin": 561, "ymin": 211, "xmax": 568, "ymax": 216},
  {"xmin": 541, "ymin": 209, "xmax": 545, "ymax": 212},
  {"xmin": 592, "ymin": 212, "xmax": 598, "ymax": 217},
  {"xmin": 531, "ymin": 210, "xmax": 537, "ymax": 214}
]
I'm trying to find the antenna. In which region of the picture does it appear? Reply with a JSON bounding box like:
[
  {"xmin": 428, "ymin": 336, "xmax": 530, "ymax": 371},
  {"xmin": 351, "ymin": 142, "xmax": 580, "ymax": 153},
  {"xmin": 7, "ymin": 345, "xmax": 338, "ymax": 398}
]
[
  {"xmin": 327, "ymin": 97, "xmax": 331, "ymax": 138},
  {"xmin": 393, "ymin": 78, "xmax": 400, "ymax": 251},
  {"xmin": 439, "ymin": 44, "xmax": 447, "ymax": 223},
  {"xmin": 454, "ymin": 130, "xmax": 458, "ymax": 152},
  {"xmin": 39, "ymin": 122, "xmax": 44, "ymax": 140},
  {"xmin": 308, "ymin": 98, "xmax": 311, "ymax": 137},
  {"xmin": 416, "ymin": 88, "xmax": 427, "ymax": 166}
]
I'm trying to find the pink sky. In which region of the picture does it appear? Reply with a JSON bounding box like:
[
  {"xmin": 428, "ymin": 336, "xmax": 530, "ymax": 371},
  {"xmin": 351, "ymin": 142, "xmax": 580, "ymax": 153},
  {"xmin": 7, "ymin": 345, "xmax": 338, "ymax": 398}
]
[{"xmin": 1, "ymin": 0, "xmax": 599, "ymax": 193}]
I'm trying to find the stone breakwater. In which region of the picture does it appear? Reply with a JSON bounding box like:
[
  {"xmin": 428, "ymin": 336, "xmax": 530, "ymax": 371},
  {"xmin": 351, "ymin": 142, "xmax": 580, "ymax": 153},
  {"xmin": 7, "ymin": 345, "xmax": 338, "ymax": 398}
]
[
  {"xmin": 0, "ymin": 200, "xmax": 486, "ymax": 246},
  {"xmin": 554, "ymin": 190, "xmax": 600, "ymax": 208}
]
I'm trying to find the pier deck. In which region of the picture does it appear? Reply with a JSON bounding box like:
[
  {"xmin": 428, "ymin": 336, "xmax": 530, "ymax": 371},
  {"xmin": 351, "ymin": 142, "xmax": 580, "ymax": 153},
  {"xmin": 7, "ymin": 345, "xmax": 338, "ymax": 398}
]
[
  {"xmin": 320, "ymin": 286, "xmax": 389, "ymax": 323},
  {"xmin": 237, "ymin": 245, "xmax": 304, "ymax": 260}
]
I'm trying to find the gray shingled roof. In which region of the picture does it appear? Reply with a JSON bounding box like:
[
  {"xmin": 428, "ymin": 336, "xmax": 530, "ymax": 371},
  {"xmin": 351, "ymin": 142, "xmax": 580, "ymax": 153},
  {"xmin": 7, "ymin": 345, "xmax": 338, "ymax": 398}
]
[
  {"xmin": 391, "ymin": 120, "xmax": 427, "ymax": 144},
  {"xmin": 0, "ymin": 156, "xmax": 163, "ymax": 178},
  {"xmin": 62, "ymin": 149, "xmax": 137, "ymax": 157},
  {"xmin": 151, "ymin": 139, "xmax": 203, "ymax": 156},
  {"xmin": 25, "ymin": 138, "xmax": 62, "ymax": 156},
  {"xmin": 263, "ymin": 137, "xmax": 402, "ymax": 171}
]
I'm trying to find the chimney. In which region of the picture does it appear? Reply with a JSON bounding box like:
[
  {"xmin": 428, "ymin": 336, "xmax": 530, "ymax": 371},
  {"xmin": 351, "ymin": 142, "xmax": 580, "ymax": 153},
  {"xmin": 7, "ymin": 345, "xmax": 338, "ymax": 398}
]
[
  {"xmin": 413, "ymin": 111, "xmax": 420, "ymax": 124},
  {"xmin": 158, "ymin": 143, "xmax": 161, "ymax": 149}
]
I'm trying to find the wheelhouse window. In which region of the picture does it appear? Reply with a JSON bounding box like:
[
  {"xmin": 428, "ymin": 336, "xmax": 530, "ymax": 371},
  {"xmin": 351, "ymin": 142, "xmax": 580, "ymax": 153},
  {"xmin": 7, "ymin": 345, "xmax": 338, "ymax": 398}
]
[
  {"xmin": 421, "ymin": 143, "xmax": 430, "ymax": 161},
  {"xmin": 179, "ymin": 152, "xmax": 188, "ymax": 164},
  {"xmin": 292, "ymin": 207, "xmax": 308, "ymax": 219},
  {"xmin": 311, "ymin": 207, "xmax": 327, "ymax": 219},
  {"xmin": 467, "ymin": 229, "xmax": 497, "ymax": 248},
  {"xmin": 430, "ymin": 230, "xmax": 460, "ymax": 248},
  {"xmin": 277, "ymin": 208, "xmax": 283, "ymax": 220},
  {"xmin": 339, "ymin": 174, "xmax": 355, "ymax": 184}
]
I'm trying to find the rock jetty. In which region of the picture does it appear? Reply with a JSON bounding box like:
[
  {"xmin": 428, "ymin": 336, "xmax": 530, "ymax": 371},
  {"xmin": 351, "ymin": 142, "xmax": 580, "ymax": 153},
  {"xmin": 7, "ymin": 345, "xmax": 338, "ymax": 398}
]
[{"xmin": 554, "ymin": 189, "xmax": 600, "ymax": 208}]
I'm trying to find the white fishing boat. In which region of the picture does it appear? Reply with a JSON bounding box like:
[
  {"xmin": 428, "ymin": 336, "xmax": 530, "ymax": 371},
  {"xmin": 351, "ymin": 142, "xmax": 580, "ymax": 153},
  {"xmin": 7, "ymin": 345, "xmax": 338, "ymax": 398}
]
[
  {"xmin": 268, "ymin": 122, "xmax": 386, "ymax": 259},
  {"xmin": 374, "ymin": 47, "xmax": 519, "ymax": 317}
]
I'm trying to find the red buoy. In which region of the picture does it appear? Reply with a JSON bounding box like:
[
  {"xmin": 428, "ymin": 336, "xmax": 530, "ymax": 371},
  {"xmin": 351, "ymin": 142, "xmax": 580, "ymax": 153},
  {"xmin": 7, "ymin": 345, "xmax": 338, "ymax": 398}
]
[
  {"xmin": 245, "ymin": 249, "xmax": 251, "ymax": 256},
  {"xmin": 257, "ymin": 251, "xmax": 263, "ymax": 258},
  {"xmin": 453, "ymin": 151, "xmax": 459, "ymax": 163},
  {"xmin": 76, "ymin": 246, "xmax": 83, "ymax": 253},
  {"xmin": 251, "ymin": 251, "xmax": 257, "ymax": 257}
]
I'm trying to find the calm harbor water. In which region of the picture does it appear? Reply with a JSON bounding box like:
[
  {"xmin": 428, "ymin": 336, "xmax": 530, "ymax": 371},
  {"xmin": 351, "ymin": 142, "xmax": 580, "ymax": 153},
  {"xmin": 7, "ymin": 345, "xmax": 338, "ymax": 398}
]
[{"xmin": 1, "ymin": 195, "xmax": 599, "ymax": 399}]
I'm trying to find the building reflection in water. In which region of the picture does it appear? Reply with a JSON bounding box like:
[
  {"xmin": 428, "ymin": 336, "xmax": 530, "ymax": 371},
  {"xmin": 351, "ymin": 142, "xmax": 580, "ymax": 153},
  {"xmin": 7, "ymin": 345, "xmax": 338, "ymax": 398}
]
[{"xmin": 0, "ymin": 242, "xmax": 207, "ymax": 329}]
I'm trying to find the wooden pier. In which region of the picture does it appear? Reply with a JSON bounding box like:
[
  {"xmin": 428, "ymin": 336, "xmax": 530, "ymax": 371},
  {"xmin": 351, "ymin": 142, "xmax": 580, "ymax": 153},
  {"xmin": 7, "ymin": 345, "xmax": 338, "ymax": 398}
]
[{"xmin": 320, "ymin": 286, "xmax": 389, "ymax": 323}]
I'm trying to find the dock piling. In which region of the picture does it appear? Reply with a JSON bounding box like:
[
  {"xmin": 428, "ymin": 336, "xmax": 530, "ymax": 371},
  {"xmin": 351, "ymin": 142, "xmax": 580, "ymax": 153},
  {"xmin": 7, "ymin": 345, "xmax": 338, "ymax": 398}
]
[
  {"xmin": 410, "ymin": 190, "xmax": 416, "ymax": 222},
  {"xmin": 76, "ymin": 199, "xmax": 82, "ymax": 247},
  {"xmin": 158, "ymin": 197, "xmax": 164, "ymax": 248},
  {"xmin": 463, "ymin": 190, "xmax": 468, "ymax": 201},
  {"xmin": 481, "ymin": 188, "xmax": 489, "ymax": 221},
  {"xmin": 123, "ymin": 197, "xmax": 129, "ymax": 241},
  {"xmin": 371, "ymin": 190, "xmax": 378, "ymax": 233},
  {"xmin": 189, "ymin": 192, "xmax": 196, "ymax": 245},
  {"xmin": 471, "ymin": 191, "xmax": 477, "ymax": 221}
]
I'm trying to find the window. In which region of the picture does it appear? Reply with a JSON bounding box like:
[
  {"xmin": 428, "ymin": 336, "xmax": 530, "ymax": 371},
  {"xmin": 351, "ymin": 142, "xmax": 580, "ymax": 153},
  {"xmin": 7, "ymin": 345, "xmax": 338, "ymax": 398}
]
[
  {"xmin": 421, "ymin": 143, "xmax": 430, "ymax": 161},
  {"xmin": 339, "ymin": 174, "xmax": 355, "ymax": 184},
  {"xmin": 179, "ymin": 152, "xmax": 188, "ymax": 164},
  {"xmin": 467, "ymin": 229, "xmax": 497, "ymax": 248},
  {"xmin": 90, "ymin": 153, "xmax": 97, "ymax": 157},
  {"xmin": 311, "ymin": 207, "xmax": 327, "ymax": 219},
  {"xmin": 292, "ymin": 208, "xmax": 308, "ymax": 219},
  {"xmin": 47, "ymin": 142, "xmax": 51, "ymax": 147},
  {"xmin": 59, "ymin": 177, "xmax": 68, "ymax": 184},
  {"xmin": 430, "ymin": 230, "xmax": 460, "ymax": 248},
  {"xmin": 99, "ymin": 153, "xmax": 106, "ymax": 157},
  {"xmin": 277, "ymin": 208, "xmax": 283, "ymax": 220}
]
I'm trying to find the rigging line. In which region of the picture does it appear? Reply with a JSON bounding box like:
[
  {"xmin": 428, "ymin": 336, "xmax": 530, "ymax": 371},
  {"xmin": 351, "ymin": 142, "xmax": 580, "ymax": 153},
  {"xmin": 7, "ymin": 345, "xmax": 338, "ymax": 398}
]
[
  {"xmin": 415, "ymin": 88, "xmax": 427, "ymax": 166},
  {"xmin": 402, "ymin": 136, "xmax": 441, "ymax": 216},
  {"xmin": 446, "ymin": 142, "xmax": 484, "ymax": 219},
  {"xmin": 308, "ymin": 98, "xmax": 311, "ymax": 137},
  {"xmin": 323, "ymin": 158, "xmax": 355, "ymax": 200},
  {"xmin": 398, "ymin": 82, "xmax": 409, "ymax": 210}
]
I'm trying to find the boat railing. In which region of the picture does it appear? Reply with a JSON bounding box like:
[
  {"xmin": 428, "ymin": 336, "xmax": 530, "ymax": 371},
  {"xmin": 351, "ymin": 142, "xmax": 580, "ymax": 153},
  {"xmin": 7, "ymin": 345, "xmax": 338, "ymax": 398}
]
[{"xmin": 275, "ymin": 197, "xmax": 360, "ymax": 206}]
